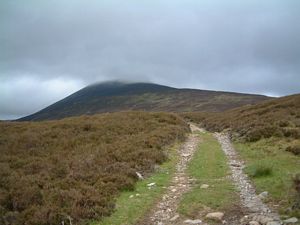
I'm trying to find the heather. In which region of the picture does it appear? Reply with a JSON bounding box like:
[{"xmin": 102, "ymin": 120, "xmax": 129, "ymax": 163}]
[{"xmin": 0, "ymin": 112, "xmax": 188, "ymax": 225}]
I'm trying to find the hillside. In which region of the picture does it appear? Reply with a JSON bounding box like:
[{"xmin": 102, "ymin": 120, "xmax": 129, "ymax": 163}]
[
  {"xmin": 0, "ymin": 112, "xmax": 189, "ymax": 225},
  {"xmin": 2, "ymin": 93, "xmax": 300, "ymax": 224},
  {"xmin": 18, "ymin": 81, "xmax": 271, "ymax": 121},
  {"xmin": 183, "ymin": 94, "xmax": 300, "ymax": 142},
  {"xmin": 182, "ymin": 94, "xmax": 300, "ymax": 218}
]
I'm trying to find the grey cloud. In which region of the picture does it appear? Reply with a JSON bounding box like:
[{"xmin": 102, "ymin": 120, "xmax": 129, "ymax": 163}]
[
  {"xmin": 1, "ymin": 0, "xmax": 300, "ymax": 119},
  {"xmin": 0, "ymin": 76, "xmax": 84, "ymax": 119}
]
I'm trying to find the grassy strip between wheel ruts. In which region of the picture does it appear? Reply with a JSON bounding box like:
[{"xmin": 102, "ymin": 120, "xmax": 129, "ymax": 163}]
[
  {"xmin": 178, "ymin": 132, "xmax": 238, "ymax": 221},
  {"xmin": 234, "ymin": 138, "xmax": 300, "ymax": 218},
  {"xmin": 91, "ymin": 143, "xmax": 180, "ymax": 225}
]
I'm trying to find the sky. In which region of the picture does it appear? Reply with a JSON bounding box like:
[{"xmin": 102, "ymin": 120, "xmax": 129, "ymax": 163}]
[{"xmin": 1, "ymin": 0, "xmax": 300, "ymax": 119}]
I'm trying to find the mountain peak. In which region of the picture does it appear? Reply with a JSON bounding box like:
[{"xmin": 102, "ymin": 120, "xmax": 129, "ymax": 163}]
[{"xmin": 18, "ymin": 82, "xmax": 271, "ymax": 121}]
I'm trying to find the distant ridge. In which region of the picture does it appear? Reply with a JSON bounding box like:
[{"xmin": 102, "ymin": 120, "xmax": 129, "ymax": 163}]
[
  {"xmin": 194, "ymin": 93, "xmax": 300, "ymax": 141},
  {"xmin": 18, "ymin": 81, "xmax": 271, "ymax": 121}
]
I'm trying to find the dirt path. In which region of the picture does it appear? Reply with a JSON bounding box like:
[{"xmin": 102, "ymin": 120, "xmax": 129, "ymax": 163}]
[
  {"xmin": 215, "ymin": 132, "xmax": 281, "ymax": 225},
  {"xmin": 141, "ymin": 127, "xmax": 282, "ymax": 225},
  {"xmin": 141, "ymin": 124, "xmax": 202, "ymax": 225}
]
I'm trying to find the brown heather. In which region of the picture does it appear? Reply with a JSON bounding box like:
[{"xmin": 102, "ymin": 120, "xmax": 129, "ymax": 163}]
[
  {"xmin": 181, "ymin": 94, "xmax": 300, "ymax": 143},
  {"xmin": 0, "ymin": 112, "xmax": 189, "ymax": 225}
]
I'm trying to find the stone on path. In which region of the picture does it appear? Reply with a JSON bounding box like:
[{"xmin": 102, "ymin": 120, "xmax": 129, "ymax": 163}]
[
  {"xmin": 169, "ymin": 214, "xmax": 179, "ymax": 221},
  {"xmin": 136, "ymin": 171, "xmax": 144, "ymax": 180},
  {"xmin": 184, "ymin": 219, "xmax": 202, "ymax": 224},
  {"xmin": 200, "ymin": 184, "xmax": 209, "ymax": 189},
  {"xmin": 253, "ymin": 215, "xmax": 274, "ymax": 224},
  {"xmin": 283, "ymin": 217, "xmax": 298, "ymax": 224},
  {"xmin": 205, "ymin": 212, "xmax": 224, "ymax": 221},
  {"xmin": 266, "ymin": 221, "xmax": 281, "ymax": 225},
  {"xmin": 258, "ymin": 191, "xmax": 269, "ymax": 199},
  {"xmin": 147, "ymin": 182, "xmax": 156, "ymax": 187},
  {"xmin": 249, "ymin": 221, "xmax": 260, "ymax": 225}
]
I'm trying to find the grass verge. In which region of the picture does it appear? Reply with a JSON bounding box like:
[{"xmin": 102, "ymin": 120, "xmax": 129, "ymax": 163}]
[
  {"xmin": 91, "ymin": 143, "xmax": 180, "ymax": 225},
  {"xmin": 178, "ymin": 132, "xmax": 238, "ymax": 221},
  {"xmin": 234, "ymin": 138, "xmax": 300, "ymax": 217}
]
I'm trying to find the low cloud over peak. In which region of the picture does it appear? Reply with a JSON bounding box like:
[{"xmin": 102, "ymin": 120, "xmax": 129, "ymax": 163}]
[{"xmin": 1, "ymin": 0, "xmax": 300, "ymax": 119}]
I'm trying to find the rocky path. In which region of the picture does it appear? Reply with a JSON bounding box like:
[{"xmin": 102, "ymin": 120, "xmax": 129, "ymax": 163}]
[
  {"xmin": 141, "ymin": 127, "xmax": 286, "ymax": 225},
  {"xmin": 215, "ymin": 132, "xmax": 282, "ymax": 225},
  {"xmin": 142, "ymin": 124, "xmax": 202, "ymax": 225}
]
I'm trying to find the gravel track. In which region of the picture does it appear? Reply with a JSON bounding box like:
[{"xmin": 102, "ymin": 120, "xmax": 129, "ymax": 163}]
[
  {"xmin": 142, "ymin": 124, "xmax": 202, "ymax": 225},
  {"xmin": 215, "ymin": 132, "xmax": 281, "ymax": 224}
]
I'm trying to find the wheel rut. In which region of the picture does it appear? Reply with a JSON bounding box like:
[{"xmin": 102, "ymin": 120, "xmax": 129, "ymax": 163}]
[
  {"xmin": 140, "ymin": 126, "xmax": 282, "ymax": 225},
  {"xmin": 215, "ymin": 132, "xmax": 281, "ymax": 225},
  {"xmin": 141, "ymin": 124, "xmax": 202, "ymax": 225}
]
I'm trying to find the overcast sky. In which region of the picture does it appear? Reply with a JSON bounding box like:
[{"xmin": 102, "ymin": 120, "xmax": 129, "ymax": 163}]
[{"xmin": 1, "ymin": 0, "xmax": 300, "ymax": 119}]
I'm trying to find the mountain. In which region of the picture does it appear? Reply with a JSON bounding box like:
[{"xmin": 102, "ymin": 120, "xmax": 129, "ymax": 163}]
[{"xmin": 19, "ymin": 81, "xmax": 271, "ymax": 121}]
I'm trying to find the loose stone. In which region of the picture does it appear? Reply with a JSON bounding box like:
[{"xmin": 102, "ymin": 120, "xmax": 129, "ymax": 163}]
[
  {"xmin": 184, "ymin": 219, "xmax": 202, "ymax": 224},
  {"xmin": 200, "ymin": 184, "xmax": 209, "ymax": 189},
  {"xmin": 205, "ymin": 212, "xmax": 224, "ymax": 221}
]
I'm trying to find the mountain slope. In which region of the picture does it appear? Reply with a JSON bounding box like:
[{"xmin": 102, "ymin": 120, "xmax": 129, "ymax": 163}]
[
  {"xmin": 182, "ymin": 94, "xmax": 300, "ymax": 218},
  {"xmin": 186, "ymin": 94, "xmax": 300, "ymax": 141},
  {"xmin": 19, "ymin": 81, "xmax": 271, "ymax": 121}
]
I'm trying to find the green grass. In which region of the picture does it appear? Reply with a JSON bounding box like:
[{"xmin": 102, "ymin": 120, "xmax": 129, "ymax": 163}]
[
  {"xmin": 234, "ymin": 137, "xmax": 300, "ymax": 217},
  {"xmin": 91, "ymin": 143, "xmax": 180, "ymax": 225},
  {"xmin": 178, "ymin": 132, "xmax": 238, "ymax": 219},
  {"xmin": 245, "ymin": 163, "xmax": 273, "ymax": 178}
]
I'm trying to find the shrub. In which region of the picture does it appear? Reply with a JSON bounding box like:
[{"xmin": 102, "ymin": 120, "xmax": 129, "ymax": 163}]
[
  {"xmin": 0, "ymin": 112, "xmax": 189, "ymax": 224},
  {"xmin": 286, "ymin": 141, "xmax": 300, "ymax": 156},
  {"xmin": 283, "ymin": 128, "xmax": 300, "ymax": 139},
  {"xmin": 245, "ymin": 163, "xmax": 273, "ymax": 178},
  {"xmin": 293, "ymin": 174, "xmax": 300, "ymax": 210},
  {"xmin": 246, "ymin": 129, "xmax": 263, "ymax": 142},
  {"xmin": 278, "ymin": 120, "xmax": 290, "ymax": 127}
]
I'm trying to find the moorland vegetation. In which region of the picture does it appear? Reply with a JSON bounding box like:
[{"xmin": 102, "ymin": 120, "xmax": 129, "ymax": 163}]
[
  {"xmin": 0, "ymin": 112, "xmax": 189, "ymax": 225},
  {"xmin": 182, "ymin": 94, "xmax": 300, "ymax": 217},
  {"xmin": 182, "ymin": 94, "xmax": 300, "ymax": 143}
]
